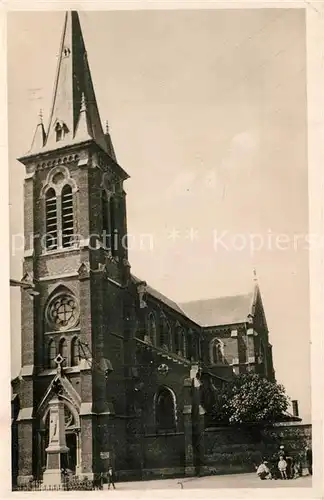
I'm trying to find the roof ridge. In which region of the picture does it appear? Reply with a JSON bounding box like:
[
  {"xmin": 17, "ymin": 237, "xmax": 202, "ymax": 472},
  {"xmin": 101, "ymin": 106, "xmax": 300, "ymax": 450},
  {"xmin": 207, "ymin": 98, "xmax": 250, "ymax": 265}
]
[{"xmin": 180, "ymin": 291, "xmax": 254, "ymax": 305}]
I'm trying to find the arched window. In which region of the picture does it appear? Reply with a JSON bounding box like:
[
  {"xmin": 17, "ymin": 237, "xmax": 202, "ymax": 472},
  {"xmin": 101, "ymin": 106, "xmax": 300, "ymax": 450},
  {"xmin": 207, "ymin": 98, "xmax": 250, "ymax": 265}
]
[
  {"xmin": 71, "ymin": 337, "xmax": 79, "ymax": 367},
  {"xmin": 110, "ymin": 196, "xmax": 117, "ymax": 256},
  {"xmin": 61, "ymin": 185, "xmax": 74, "ymax": 248},
  {"xmin": 48, "ymin": 339, "xmax": 56, "ymax": 369},
  {"xmin": 155, "ymin": 386, "xmax": 176, "ymax": 432},
  {"xmin": 148, "ymin": 313, "xmax": 157, "ymax": 345},
  {"xmin": 159, "ymin": 315, "xmax": 170, "ymax": 350},
  {"xmin": 45, "ymin": 188, "xmax": 58, "ymax": 250},
  {"xmin": 210, "ymin": 338, "xmax": 225, "ymax": 364},
  {"xmin": 102, "ymin": 190, "xmax": 110, "ymax": 249},
  {"xmin": 55, "ymin": 122, "xmax": 63, "ymax": 142},
  {"xmin": 186, "ymin": 332, "xmax": 194, "ymax": 360},
  {"xmin": 59, "ymin": 338, "xmax": 68, "ymax": 366},
  {"xmin": 174, "ymin": 326, "xmax": 186, "ymax": 357},
  {"xmin": 175, "ymin": 326, "xmax": 181, "ymax": 355}
]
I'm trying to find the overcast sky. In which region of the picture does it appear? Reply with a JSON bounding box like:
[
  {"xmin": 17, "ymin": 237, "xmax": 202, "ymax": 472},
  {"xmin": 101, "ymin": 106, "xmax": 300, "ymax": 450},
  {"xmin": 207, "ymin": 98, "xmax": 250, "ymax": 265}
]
[{"xmin": 8, "ymin": 9, "xmax": 310, "ymax": 422}]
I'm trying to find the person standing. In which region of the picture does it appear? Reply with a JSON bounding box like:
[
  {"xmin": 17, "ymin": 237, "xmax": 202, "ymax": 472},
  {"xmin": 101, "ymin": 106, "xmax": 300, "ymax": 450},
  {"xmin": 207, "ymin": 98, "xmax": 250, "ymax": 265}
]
[
  {"xmin": 107, "ymin": 466, "xmax": 116, "ymax": 489},
  {"xmin": 278, "ymin": 444, "xmax": 293, "ymax": 479},
  {"xmin": 278, "ymin": 456, "xmax": 288, "ymax": 479}
]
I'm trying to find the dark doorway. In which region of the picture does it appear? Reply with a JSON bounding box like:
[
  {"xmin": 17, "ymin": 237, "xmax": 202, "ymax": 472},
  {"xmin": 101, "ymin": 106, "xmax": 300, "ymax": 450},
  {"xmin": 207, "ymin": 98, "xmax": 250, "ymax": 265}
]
[{"xmin": 65, "ymin": 433, "xmax": 77, "ymax": 472}]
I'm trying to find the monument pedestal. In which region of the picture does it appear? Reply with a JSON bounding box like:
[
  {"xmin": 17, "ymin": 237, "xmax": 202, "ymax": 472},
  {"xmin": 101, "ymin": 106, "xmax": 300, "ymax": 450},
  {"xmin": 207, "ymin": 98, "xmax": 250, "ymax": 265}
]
[
  {"xmin": 43, "ymin": 447, "xmax": 69, "ymax": 486},
  {"xmin": 42, "ymin": 379, "xmax": 69, "ymax": 487}
]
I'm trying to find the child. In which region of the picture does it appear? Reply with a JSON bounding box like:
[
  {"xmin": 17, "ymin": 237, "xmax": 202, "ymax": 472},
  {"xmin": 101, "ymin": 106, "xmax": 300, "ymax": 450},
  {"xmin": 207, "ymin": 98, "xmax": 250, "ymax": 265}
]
[
  {"xmin": 278, "ymin": 455, "xmax": 288, "ymax": 479},
  {"xmin": 256, "ymin": 460, "xmax": 271, "ymax": 480}
]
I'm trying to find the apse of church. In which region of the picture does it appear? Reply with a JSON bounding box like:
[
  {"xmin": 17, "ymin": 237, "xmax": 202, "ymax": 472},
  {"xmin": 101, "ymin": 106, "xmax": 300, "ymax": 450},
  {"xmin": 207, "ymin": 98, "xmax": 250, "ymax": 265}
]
[{"xmin": 11, "ymin": 10, "xmax": 275, "ymax": 485}]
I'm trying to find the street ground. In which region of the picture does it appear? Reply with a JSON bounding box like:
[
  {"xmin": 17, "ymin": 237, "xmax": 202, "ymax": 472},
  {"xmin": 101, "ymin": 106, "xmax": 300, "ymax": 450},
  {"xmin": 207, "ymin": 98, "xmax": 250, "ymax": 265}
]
[{"xmin": 107, "ymin": 473, "xmax": 312, "ymax": 490}]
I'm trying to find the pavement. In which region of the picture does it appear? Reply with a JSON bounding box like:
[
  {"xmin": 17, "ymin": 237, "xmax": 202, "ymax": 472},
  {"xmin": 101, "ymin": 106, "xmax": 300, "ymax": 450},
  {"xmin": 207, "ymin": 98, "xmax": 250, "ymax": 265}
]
[{"xmin": 105, "ymin": 473, "xmax": 312, "ymax": 490}]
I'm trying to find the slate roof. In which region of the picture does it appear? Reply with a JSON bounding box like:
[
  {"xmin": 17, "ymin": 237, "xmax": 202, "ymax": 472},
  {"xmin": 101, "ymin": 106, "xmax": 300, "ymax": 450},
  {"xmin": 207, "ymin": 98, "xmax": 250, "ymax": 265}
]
[
  {"xmin": 132, "ymin": 274, "xmax": 258, "ymax": 328},
  {"xmin": 179, "ymin": 292, "xmax": 254, "ymax": 327}
]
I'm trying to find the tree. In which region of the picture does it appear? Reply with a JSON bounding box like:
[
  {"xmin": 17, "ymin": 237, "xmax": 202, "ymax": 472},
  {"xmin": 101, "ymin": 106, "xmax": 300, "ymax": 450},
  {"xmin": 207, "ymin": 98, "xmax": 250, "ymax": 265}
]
[{"xmin": 210, "ymin": 373, "xmax": 290, "ymax": 424}]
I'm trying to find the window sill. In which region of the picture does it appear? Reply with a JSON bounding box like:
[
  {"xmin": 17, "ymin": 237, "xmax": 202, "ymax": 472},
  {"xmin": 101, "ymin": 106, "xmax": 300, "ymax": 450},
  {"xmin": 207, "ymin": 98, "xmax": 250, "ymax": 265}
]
[
  {"xmin": 41, "ymin": 246, "xmax": 80, "ymax": 257},
  {"xmin": 39, "ymin": 365, "xmax": 81, "ymax": 376},
  {"xmin": 44, "ymin": 329, "xmax": 80, "ymax": 335}
]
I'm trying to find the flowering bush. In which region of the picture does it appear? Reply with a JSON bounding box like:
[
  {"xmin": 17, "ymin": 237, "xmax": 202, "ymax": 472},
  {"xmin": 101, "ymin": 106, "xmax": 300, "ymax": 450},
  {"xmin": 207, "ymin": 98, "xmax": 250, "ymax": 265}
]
[{"xmin": 211, "ymin": 373, "xmax": 290, "ymax": 424}]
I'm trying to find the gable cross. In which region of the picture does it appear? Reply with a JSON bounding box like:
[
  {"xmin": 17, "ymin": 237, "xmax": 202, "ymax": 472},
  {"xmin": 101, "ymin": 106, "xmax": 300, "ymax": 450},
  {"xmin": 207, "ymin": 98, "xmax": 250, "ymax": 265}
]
[{"xmin": 54, "ymin": 353, "xmax": 64, "ymax": 375}]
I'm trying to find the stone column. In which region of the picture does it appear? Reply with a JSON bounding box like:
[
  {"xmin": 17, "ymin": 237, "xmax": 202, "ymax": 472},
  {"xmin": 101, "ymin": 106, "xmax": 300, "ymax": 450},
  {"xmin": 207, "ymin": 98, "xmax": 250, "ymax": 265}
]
[
  {"xmin": 75, "ymin": 430, "xmax": 82, "ymax": 476},
  {"xmin": 183, "ymin": 366, "xmax": 195, "ymax": 476},
  {"xmin": 43, "ymin": 396, "xmax": 69, "ymax": 486}
]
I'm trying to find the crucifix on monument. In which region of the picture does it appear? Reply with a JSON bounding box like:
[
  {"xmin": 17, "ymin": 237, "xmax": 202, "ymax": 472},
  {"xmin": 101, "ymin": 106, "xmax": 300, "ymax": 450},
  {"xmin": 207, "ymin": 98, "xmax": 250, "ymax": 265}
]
[{"xmin": 42, "ymin": 354, "xmax": 69, "ymax": 486}]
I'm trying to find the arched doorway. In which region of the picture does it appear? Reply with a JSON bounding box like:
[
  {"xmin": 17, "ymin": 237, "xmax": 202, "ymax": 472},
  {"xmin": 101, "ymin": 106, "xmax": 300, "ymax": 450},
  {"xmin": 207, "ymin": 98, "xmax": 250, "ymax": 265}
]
[{"xmin": 38, "ymin": 399, "xmax": 81, "ymax": 478}]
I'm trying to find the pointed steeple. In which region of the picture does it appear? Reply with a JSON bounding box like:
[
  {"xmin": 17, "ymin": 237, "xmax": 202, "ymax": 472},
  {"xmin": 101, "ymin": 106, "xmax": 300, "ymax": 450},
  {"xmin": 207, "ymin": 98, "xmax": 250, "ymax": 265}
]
[
  {"xmin": 28, "ymin": 109, "xmax": 46, "ymax": 153},
  {"xmin": 104, "ymin": 120, "xmax": 117, "ymax": 162},
  {"xmin": 44, "ymin": 11, "xmax": 108, "ymax": 154}
]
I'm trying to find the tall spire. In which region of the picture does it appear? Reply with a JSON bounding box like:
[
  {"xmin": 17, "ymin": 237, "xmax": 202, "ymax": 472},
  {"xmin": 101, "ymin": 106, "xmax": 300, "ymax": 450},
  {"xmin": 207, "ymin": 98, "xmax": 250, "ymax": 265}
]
[{"xmin": 43, "ymin": 11, "xmax": 108, "ymax": 154}]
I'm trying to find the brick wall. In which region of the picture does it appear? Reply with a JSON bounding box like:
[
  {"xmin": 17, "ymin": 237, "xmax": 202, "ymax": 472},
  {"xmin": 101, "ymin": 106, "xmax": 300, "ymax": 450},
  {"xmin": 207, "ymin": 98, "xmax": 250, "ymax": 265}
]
[{"xmin": 203, "ymin": 423, "xmax": 312, "ymax": 474}]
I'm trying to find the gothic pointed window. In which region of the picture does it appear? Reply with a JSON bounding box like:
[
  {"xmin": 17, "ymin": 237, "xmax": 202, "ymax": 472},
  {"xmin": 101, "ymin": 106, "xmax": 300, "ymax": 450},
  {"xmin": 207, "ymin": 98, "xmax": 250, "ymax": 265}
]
[
  {"xmin": 147, "ymin": 312, "xmax": 157, "ymax": 345},
  {"xmin": 175, "ymin": 326, "xmax": 186, "ymax": 357},
  {"xmin": 159, "ymin": 315, "xmax": 169, "ymax": 350},
  {"xmin": 59, "ymin": 338, "xmax": 68, "ymax": 366},
  {"xmin": 71, "ymin": 337, "xmax": 79, "ymax": 367},
  {"xmin": 45, "ymin": 188, "xmax": 58, "ymax": 250},
  {"xmin": 61, "ymin": 185, "xmax": 74, "ymax": 248},
  {"xmin": 210, "ymin": 338, "xmax": 225, "ymax": 364},
  {"xmin": 187, "ymin": 332, "xmax": 194, "ymax": 360},
  {"xmin": 48, "ymin": 339, "xmax": 56, "ymax": 369},
  {"xmin": 155, "ymin": 386, "xmax": 176, "ymax": 432}
]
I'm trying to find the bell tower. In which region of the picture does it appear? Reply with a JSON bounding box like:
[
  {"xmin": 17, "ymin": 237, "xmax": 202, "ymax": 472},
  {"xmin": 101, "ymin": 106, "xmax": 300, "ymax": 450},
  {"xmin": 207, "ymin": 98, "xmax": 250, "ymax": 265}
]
[{"xmin": 16, "ymin": 11, "xmax": 131, "ymax": 484}]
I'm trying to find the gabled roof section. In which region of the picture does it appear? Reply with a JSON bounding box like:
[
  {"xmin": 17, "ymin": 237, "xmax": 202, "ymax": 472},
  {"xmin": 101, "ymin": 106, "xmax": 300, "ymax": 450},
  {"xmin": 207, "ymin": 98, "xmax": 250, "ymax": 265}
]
[
  {"xmin": 37, "ymin": 370, "xmax": 81, "ymax": 417},
  {"xmin": 179, "ymin": 282, "xmax": 261, "ymax": 328},
  {"xmin": 131, "ymin": 274, "xmax": 186, "ymax": 317},
  {"xmin": 29, "ymin": 114, "xmax": 46, "ymax": 154}
]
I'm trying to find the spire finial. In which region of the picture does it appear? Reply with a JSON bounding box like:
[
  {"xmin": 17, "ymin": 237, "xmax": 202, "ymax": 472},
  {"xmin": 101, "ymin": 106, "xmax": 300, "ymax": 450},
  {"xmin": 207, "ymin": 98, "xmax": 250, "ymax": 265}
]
[
  {"xmin": 39, "ymin": 109, "xmax": 43, "ymax": 124},
  {"xmin": 105, "ymin": 120, "xmax": 109, "ymax": 134},
  {"xmin": 80, "ymin": 93, "xmax": 86, "ymax": 112},
  {"xmin": 253, "ymin": 268, "xmax": 258, "ymax": 282}
]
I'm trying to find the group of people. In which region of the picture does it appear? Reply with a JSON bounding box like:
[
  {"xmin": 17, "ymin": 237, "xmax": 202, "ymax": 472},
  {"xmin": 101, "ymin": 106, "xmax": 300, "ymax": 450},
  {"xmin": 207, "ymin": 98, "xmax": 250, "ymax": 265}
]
[
  {"xmin": 256, "ymin": 444, "xmax": 312, "ymax": 481},
  {"xmin": 93, "ymin": 466, "xmax": 116, "ymax": 490}
]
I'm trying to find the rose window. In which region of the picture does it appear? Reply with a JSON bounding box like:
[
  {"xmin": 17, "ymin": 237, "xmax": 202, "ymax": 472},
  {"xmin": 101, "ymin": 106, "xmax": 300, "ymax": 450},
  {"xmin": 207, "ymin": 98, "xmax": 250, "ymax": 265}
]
[{"xmin": 46, "ymin": 294, "xmax": 79, "ymax": 331}]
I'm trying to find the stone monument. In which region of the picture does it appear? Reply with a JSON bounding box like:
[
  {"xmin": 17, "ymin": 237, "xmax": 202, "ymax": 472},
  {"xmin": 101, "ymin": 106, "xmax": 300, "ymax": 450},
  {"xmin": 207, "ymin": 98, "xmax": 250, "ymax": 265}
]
[{"xmin": 42, "ymin": 354, "xmax": 69, "ymax": 486}]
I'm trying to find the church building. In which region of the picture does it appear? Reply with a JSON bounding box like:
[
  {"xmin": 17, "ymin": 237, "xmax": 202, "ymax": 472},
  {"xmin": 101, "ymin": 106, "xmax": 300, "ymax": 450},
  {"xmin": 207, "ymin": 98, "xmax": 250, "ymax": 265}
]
[{"xmin": 11, "ymin": 11, "xmax": 275, "ymax": 486}]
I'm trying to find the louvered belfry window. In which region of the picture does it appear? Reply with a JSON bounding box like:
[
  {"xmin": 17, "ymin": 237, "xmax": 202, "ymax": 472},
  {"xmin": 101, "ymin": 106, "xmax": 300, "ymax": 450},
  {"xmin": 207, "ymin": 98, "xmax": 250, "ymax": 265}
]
[
  {"xmin": 45, "ymin": 188, "xmax": 58, "ymax": 250},
  {"xmin": 61, "ymin": 185, "xmax": 74, "ymax": 248}
]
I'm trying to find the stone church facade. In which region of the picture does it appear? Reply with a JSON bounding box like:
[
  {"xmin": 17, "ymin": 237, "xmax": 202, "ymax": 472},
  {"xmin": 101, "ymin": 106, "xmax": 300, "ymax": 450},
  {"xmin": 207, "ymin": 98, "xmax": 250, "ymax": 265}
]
[{"xmin": 11, "ymin": 11, "xmax": 275, "ymax": 485}]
